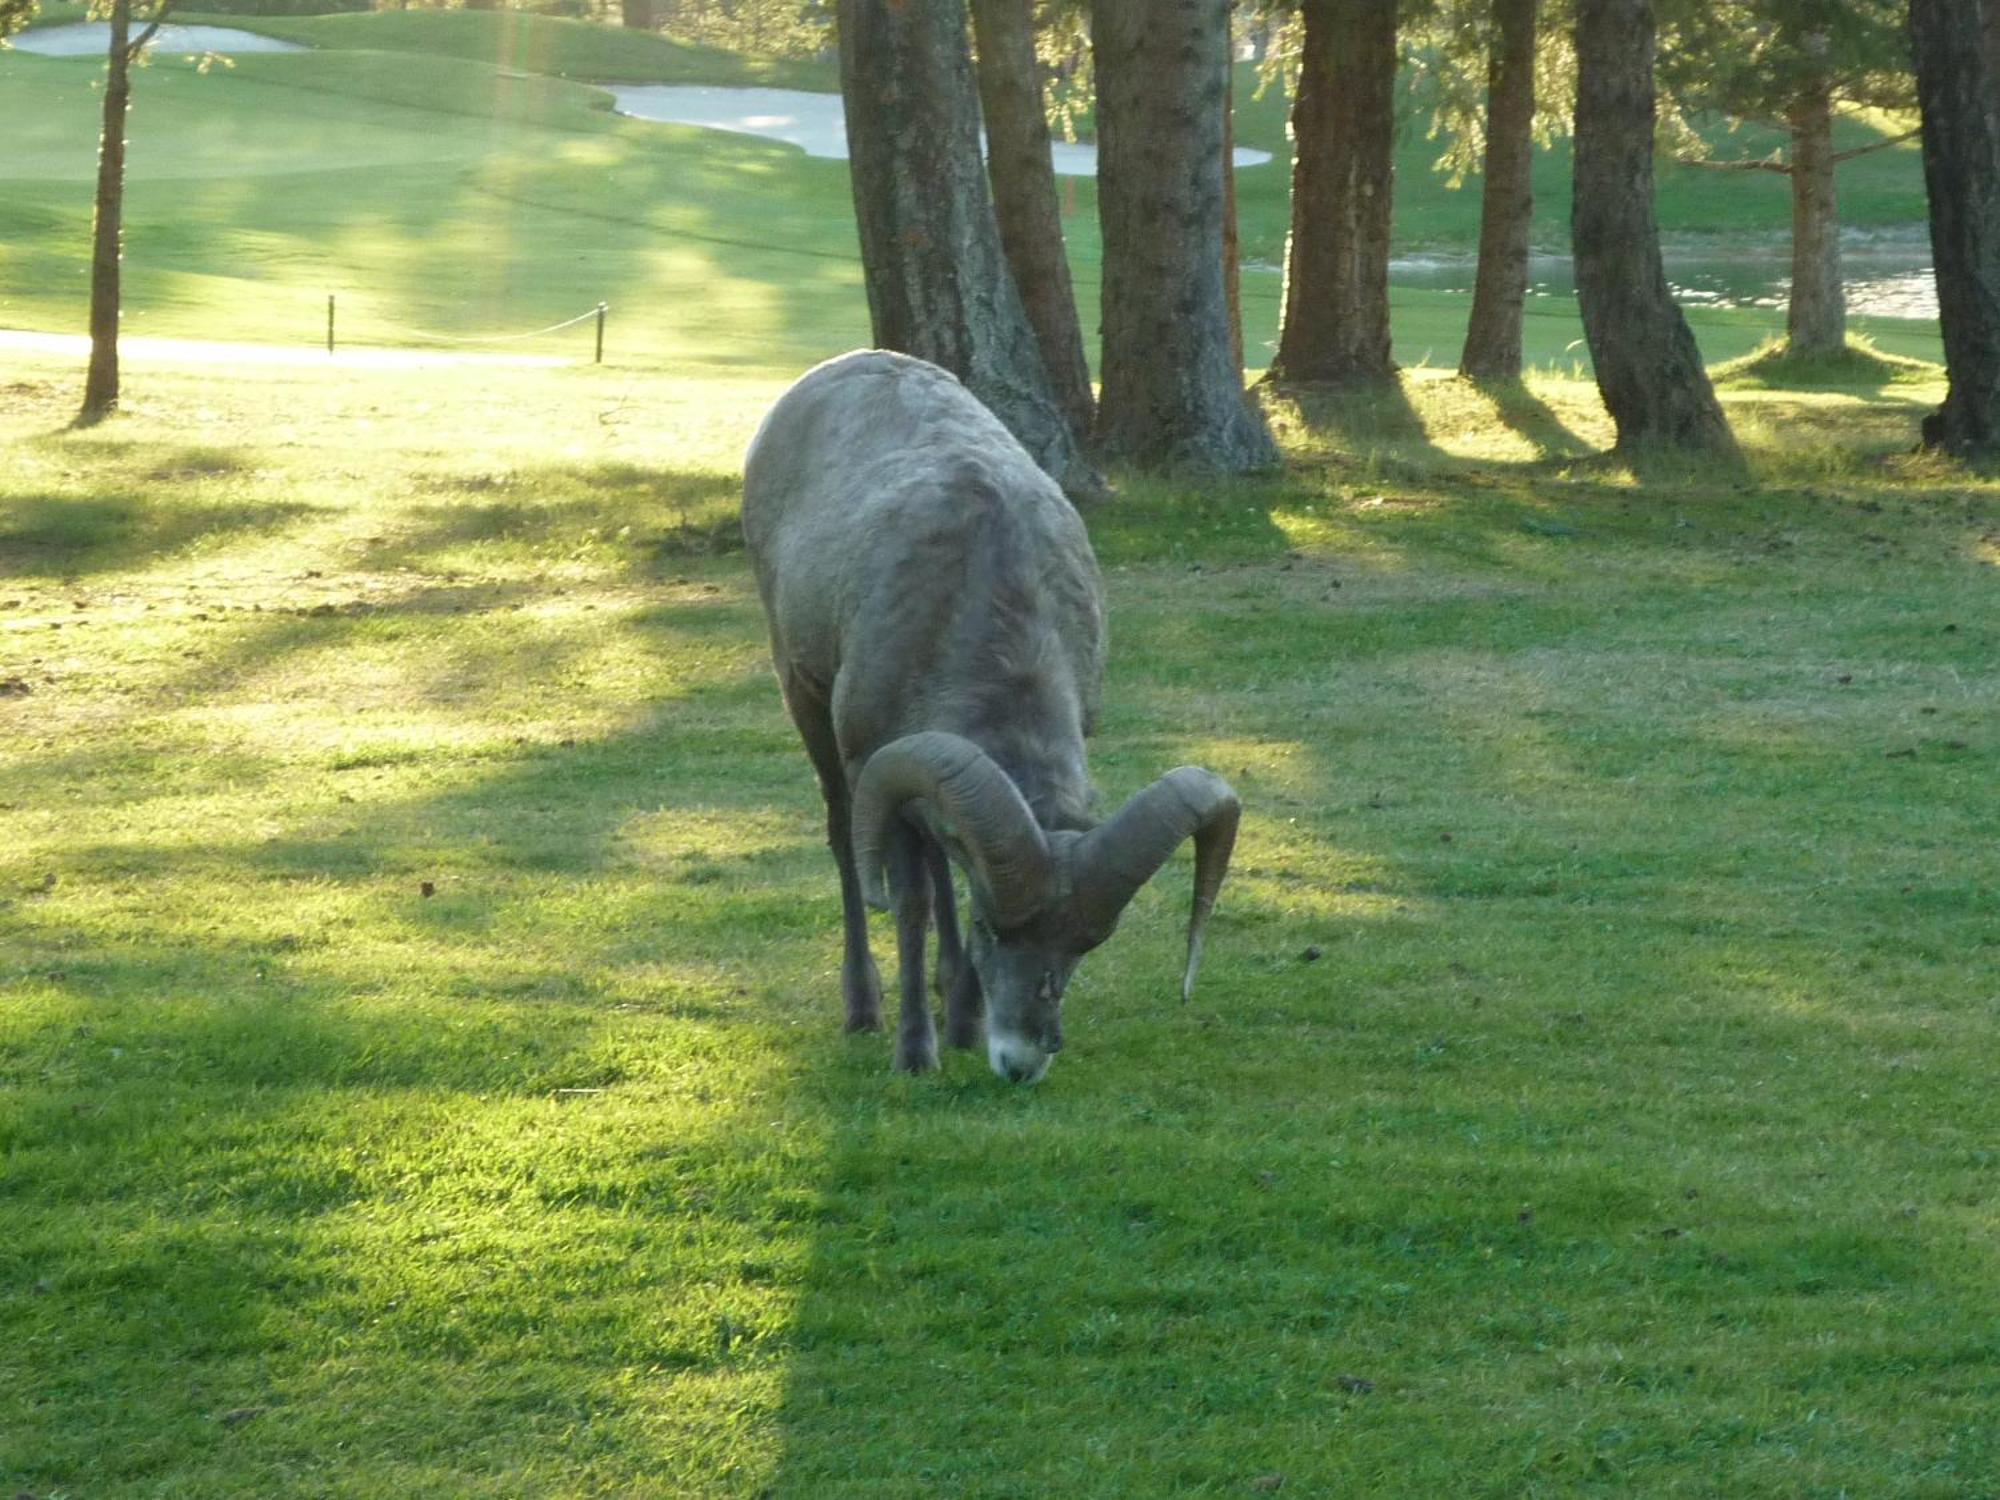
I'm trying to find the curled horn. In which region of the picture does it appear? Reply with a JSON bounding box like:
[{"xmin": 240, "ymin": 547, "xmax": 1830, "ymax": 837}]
[
  {"xmin": 851, "ymin": 732, "xmax": 1054, "ymax": 928},
  {"xmin": 1073, "ymin": 768, "xmax": 1240, "ymax": 1001}
]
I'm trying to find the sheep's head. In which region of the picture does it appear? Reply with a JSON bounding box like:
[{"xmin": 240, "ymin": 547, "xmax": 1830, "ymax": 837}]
[{"xmin": 854, "ymin": 732, "xmax": 1240, "ymax": 1083}]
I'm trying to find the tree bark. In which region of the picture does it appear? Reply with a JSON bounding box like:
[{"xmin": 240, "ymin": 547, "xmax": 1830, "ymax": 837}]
[
  {"xmin": 1460, "ymin": 0, "xmax": 1536, "ymax": 380},
  {"xmin": 79, "ymin": 0, "xmax": 135, "ymax": 426},
  {"xmin": 838, "ymin": 0, "xmax": 1093, "ymax": 493},
  {"xmin": 619, "ymin": 0, "xmax": 656, "ymax": 30},
  {"xmin": 1909, "ymin": 0, "xmax": 2000, "ymax": 456},
  {"xmin": 1271, "ymin": 0, "xmax": 1398, "ymax": 387},
  {"xmin": 968, "ymin": 0, "xmax": 1096, "ymax": 438},
  {"xmin": 1092, "ymin": 0, "xmax": 1278, "ymax": 470},
  {"xmin": 1785, "ymin": 75, "xmax": 1846, "ymax": 358},
  {"xmin": 1571, "ymin": 0, "xmax": 1736, "ymax": 456},
  {"xmin": 1224, "ymin": 62, "xmax": 1246, "ymax": 375}
]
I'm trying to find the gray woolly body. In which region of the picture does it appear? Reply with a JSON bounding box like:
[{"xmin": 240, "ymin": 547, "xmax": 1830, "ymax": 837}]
[
  {"xmin": 741, "ymin": 351, "xmax": 1238, "ymax": 1082},
  {"xmin": 743, "ymin": 350, "xmax": 1105, "ymax": 826}
]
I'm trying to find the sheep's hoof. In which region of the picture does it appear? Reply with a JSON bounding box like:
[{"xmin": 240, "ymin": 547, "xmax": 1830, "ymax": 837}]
[
  {"xmin": 943, "ymin": 1011, "xmax": 983, "ymax": 1051},
  {"xmin": 843, "ymin": 958, "xmax": 883, "ymax": 1032},
  {"xmin": 893, "ymin": 1034, "xmax": 940, "ymax": 1073}
]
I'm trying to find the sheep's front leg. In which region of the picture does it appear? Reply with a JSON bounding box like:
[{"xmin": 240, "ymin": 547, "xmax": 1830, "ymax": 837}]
[
  {"xmin": 786, "ymin": 676, "xmax": 880, "ymax": 1032},
  {"xmin": 886, "ymin": 823, "xmax": 939, "ymax": 1072},
  {"xmin": 927, "ymin": 843, "xmax": 984, "ymax": 1050},
  {"xmin": 827, "ymin": 788, "xmax": 883, "ymax": 1033}
]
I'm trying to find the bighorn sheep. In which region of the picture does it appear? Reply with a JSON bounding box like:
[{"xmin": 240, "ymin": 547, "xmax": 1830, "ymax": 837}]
[{"xmin": 741, "ymin": 351, "xmax": 1239, "ymax": 1082}]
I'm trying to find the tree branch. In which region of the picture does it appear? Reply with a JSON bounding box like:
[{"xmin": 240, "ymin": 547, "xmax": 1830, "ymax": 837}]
[
  {"xmin": 1675, "ymin": 124, "xmax": 1921, "ymax": 178},
  {"xmin": 1675, "ymin": 152, "xmax": 1791, "ymax": 175},
  {"xmin": 1829, "ymin": 126, "xmax": 1921, "ymax": 164},
  {"xmin": 125, "ymin": 0, "xmax": 173, "ymax": 60}
]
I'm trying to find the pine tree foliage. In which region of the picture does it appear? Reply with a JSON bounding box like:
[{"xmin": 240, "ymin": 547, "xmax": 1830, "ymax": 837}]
[
  {"xmin": 1658, "ymin": 0, "xmax": 1912, "ymax": 129},
  {"xmin": 0, "ymin": 0, "xmax": 38, "ymax": 42}
]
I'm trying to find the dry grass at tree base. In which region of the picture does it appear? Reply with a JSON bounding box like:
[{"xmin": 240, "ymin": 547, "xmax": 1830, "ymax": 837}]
[{"xmin": 3, "ymin": 351, "xmax": 1997, "ymax": 1496}]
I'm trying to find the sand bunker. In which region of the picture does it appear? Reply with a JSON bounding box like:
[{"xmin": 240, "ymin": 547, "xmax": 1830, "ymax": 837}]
[
  {"xmin": 8, "ymin": 22, "xmax": 306, "ymax": 56},
  {"xmin": 607, "ymin": 85, "xmax": 1274, "ymax": 177}
]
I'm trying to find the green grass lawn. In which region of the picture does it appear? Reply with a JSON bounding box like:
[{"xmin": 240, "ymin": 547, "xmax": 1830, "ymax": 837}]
[
  {"xmin": 3, "ymin": 346, "xmax": 1998, "ymax": 1495},
  {"xmin": 0, "ymin": 41, "xmax": 868, "ymax": 374},
  {"xmin": 0, "ymin": 9, "xmax": 1945, "ymax": 371},
  {"xmin": 182, "ymin": 6, "xmax": 840, "ymax": 89}
]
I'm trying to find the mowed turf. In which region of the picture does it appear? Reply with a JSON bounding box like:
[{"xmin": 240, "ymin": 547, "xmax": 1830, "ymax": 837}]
[
  {"xmin": 0, "ymin": 9, "xmax": 1946, "ymax": 370},
  {"xmin": 2, "ymin": 348, "xmax": 1998, "ymax": 1494},
  {"xmin": 0, "ymin": 39, "xmax": 868, "ymax": 373}
]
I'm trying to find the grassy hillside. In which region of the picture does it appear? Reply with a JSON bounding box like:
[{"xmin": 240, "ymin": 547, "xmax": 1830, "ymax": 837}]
[
  {"xmin": 193, "ymin": 6, "xmax": 839, "ymax": 89},
  {"xmin": 3, "ymin": 348, "xmax": 1997, "ymax": 1495},
  {"xmin": 0, "ymin": 38, "xmax": 1936, "ymax": 374},
  {"xmin": 0, "ymin": 45, "xmax": 867, "ymax": 374},
  {"xmin": 0, "ymin": 19, "xmax": 1944, "ymax": 373}
]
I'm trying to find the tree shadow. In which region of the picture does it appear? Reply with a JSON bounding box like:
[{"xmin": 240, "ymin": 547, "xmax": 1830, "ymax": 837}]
[
  {"xmin": 0, "ymin": 490, "xmax": 318, "ymax": 580},
  {"xmin": 1260, "ymin": 375, "xmax": 1446, "ymax": 464},
  {"xmin": 3, "ymin": 595, "xmax": 840, "ymax": 1491},
  {"xmin": 385, "ymin": 462, "xmax": 744, "ymax": 576},
  {"xmin": 1, "ymin": 922, "xmax": 716, "ymax": 1491},
  {"xmin": 1460, "ymin": 375, "xmax": 1594, "ymax": 461}
]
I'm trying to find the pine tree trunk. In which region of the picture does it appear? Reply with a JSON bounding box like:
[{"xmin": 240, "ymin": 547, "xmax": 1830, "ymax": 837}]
[
  {"xmin": 1909, "ymin": 0, "xmax": 2000, "ymax": 456},
  {"xmin": 79, "ymin": 0, "xmax": 134, "ymax": 426},
  {"xmin": 1271, "ymin": 0, "xmax": 1397, "ymax": 387},
  {"xmin": 1571, "ymin": 0, "xmax": 1736, "ymax": 456},
  {"xmin": 968, "ymin": 0, "xmax": 1096, "ymax": 438},
  {"xmin": 838, "ymin": 0, "xmax": 1092, "ymax": 492},
  {"xmin": 1460, "ymin": 0, "xmax": 1536, "ymax": 380},
  {"xmin": 1092, "ymin": 0, "xmax": 1277, "ymax": 470},
  {"xmin": 1785, "ymin": 77, "xmax": 1846, "ymax": 358},
  {"xmin": 1224, "ymin": 63, "xmax": 1245, "ymax": 375},
  {"xmin": 620, "ymin": 0, "xmax": 655, "ymax": 30}
]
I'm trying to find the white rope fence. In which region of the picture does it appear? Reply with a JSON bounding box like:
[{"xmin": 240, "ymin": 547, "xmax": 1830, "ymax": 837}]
[{"xmin": 325, "ymin": 297, "xmax": 608, "ymax": 361}]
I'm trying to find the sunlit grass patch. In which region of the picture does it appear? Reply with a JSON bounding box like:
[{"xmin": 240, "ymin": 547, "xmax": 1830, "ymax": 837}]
[{"xmin": 1713, "ymin": 334, "xmax": 1943, "ymax": 391}]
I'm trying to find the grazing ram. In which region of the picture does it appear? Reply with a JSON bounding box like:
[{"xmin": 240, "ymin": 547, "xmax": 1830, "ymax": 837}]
[{"xmin": 741, "ymin": 351, "xmax": 1239, "ymax": 1082}]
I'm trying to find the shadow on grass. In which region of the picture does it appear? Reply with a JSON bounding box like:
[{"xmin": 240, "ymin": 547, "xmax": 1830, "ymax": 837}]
[
  {"xmin": 0, "ymin": 920, "xmax": 820, "ymax": 1491},
  {"xmin": 1712, "ymin": 339, "xmax": 1940, "ymax": 396},
  {"xmin": 1, "ymin": 642, "xmax": 841, "ymax": 1482},
  {"xmin": 751, "ymin": 452, "xmax": 1996, "ymax": 1485},
  {"xmin": 1262, "ymin": 375, "xmax": 1445, "ymax": 463},
  {"xmin": 0, "ymin": 491, "xmax": 320, "ymax": 580},
  {"xmin": 1465, "ymin": 376, "xmax": 1595, "ymax": 461},
  {"xmin": 380, "ymin": 463, "xmax": 743, "ymax": 575}
]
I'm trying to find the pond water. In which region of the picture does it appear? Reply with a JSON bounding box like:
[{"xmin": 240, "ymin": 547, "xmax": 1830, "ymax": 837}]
[
  {"xmin": 1385, "ymin": 241, "xmax": 1937, "ymax": 321},
  {"xmin": 620, "ymin": 84, "xmax": 1926, "ymax": 315},
  {"xmin": 9, "ymin": 22, "xmax": 306, "ymax": 55},
  {"xmin": 607, "ymin": 84, "xmax": 1275, "ymax": 177}
]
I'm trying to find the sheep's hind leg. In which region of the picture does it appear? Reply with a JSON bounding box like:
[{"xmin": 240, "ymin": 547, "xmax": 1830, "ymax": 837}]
[
  {"xmin": 787, "ymin": 679, "xmax": 881, "ymax": 1032},
  {"xmin": 927, "ymin": 843, "xmax": 984, "ymax": 1050},
  {"xmin": 886, "ymin": 823, "xmax": 940, "ymax": 1072}
]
